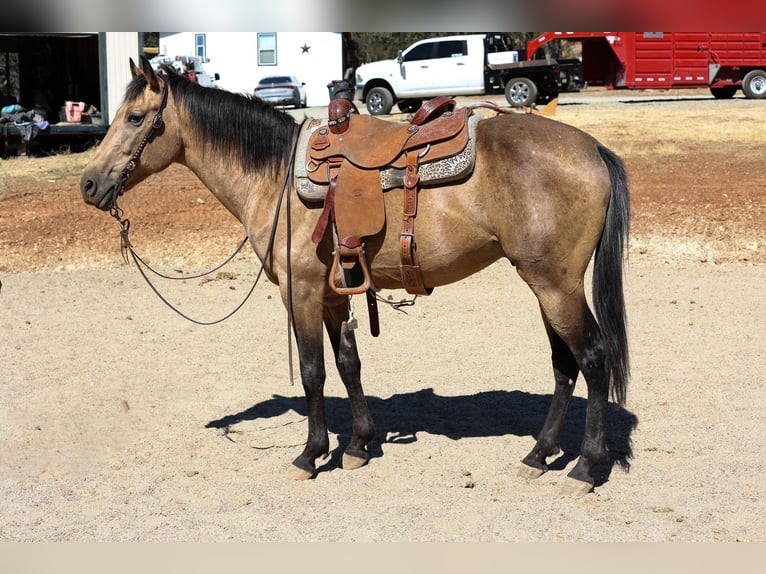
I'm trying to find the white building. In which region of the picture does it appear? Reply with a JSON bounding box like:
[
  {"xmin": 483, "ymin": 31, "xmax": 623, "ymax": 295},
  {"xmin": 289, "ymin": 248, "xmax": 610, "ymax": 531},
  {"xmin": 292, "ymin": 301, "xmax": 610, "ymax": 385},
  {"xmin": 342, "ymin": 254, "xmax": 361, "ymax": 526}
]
[{"xmin": 159, "ymin": 32, "xmax": 344, "ymax": 106}]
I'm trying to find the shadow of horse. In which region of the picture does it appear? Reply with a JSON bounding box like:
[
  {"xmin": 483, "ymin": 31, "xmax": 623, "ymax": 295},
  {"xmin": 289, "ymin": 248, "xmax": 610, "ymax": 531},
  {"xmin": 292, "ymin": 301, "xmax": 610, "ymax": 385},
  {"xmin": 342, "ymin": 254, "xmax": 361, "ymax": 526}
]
[{"xmin": 207, "ymin": 388, "xmax": 638, "ymax": 487}]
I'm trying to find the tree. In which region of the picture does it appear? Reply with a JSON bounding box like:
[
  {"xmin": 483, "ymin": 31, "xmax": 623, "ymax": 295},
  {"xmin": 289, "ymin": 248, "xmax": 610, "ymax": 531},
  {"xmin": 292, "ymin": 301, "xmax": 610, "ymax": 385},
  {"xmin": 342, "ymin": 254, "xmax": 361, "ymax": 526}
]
[{"xmin": 144, "ymin": 32, "xmax": 159, "ymax": 49}]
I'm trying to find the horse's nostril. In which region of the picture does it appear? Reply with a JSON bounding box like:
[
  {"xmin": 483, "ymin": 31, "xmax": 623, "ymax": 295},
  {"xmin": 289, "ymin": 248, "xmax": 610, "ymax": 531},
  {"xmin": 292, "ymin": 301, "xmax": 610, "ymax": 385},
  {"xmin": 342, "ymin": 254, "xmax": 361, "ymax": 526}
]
[{"xmin": 83, "ymin": 179, "xmax": 96, "ymax": 197}]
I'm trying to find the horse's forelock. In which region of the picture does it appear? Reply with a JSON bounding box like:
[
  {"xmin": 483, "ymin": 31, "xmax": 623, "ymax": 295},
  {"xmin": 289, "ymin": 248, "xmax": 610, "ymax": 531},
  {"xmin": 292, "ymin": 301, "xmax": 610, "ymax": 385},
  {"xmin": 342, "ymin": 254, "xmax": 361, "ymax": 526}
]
[{"xmin": 122, "ymin": 74, "xmax": 148, "ymax": 105}]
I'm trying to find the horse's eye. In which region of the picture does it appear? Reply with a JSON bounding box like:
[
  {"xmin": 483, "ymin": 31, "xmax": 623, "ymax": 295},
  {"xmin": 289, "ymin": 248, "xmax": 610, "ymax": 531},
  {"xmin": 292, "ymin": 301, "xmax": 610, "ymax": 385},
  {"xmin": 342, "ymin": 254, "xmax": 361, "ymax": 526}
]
[{"xmin": 127, "ymin": 113, "xmax": 144, "ymax": 126}]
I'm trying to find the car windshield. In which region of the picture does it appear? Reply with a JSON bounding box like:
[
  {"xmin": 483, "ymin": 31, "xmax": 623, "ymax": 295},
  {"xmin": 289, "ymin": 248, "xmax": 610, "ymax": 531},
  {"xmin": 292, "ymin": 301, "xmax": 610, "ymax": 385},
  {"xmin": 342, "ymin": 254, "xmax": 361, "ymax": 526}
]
[{"xmin": 259, "ymin": 76, "xmax": 293, "ymax": 85}]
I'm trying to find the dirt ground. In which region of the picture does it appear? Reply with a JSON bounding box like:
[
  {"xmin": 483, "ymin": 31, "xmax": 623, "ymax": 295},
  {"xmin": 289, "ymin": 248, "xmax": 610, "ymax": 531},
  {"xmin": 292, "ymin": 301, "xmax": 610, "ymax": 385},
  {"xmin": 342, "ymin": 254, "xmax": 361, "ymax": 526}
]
[{"xmin": 0, "ymin": 90, "xmax": 764, "ymax": 541}]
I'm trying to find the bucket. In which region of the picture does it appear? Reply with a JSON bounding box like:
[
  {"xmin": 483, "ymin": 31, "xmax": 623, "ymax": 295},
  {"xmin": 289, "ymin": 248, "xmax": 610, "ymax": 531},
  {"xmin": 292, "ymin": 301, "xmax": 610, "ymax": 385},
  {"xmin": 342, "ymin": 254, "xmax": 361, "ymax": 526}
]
[{"xmin": 65, "ymin": 101, "xmax": 85, "ymax": 122}]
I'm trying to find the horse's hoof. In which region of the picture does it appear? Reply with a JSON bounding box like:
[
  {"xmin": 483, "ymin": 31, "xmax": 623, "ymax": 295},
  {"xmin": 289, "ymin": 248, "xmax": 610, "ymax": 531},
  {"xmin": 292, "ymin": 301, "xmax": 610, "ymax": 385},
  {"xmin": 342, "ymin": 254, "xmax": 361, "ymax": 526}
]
[
  {"xmin": 287, "ymin": 464, "xmax": 316, "ymax": 480},
  {"xmin": 342, "ymin": 452, "xmax": 369, "ymax": 470},
  {"xmin": 518, "ymin": 463, "xmax": 546, "ymax": 480},
  {"xmin": 559, "ymin": 476, "xmax": 594, "ymax": 497}
]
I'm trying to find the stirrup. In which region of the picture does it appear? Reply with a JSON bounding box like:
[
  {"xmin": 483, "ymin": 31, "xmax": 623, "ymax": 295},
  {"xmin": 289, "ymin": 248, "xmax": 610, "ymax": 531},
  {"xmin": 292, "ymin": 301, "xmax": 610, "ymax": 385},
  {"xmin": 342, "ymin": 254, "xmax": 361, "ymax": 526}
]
[{"xmin": 329, "ymin": 242, "xmax": 371, "ymax": 296}]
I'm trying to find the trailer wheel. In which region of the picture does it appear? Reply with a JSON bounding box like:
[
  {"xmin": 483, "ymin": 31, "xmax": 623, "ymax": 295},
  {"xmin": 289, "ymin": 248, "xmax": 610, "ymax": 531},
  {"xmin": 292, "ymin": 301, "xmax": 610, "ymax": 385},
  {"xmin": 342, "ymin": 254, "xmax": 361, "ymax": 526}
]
[
  {"xmin": 710, "ymin": 86, "xmax": 737, "ymax": 99},
  {"xmin": 742, "ymin": 69, "xmax": 766, "ymax": 99},
  {"xmin": 365, "ymin": 86, "xmax": 394, "ymax": 115},
  {"xmin": 505, "ymin": 77, "xmax": 538, "ymax": 108}
]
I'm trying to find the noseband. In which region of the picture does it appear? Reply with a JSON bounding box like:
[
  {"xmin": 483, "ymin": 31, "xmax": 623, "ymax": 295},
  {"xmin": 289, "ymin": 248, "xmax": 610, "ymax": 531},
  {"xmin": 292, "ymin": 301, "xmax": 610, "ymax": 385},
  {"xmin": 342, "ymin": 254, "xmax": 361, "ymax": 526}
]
[{"xmin": 109, "ymin": 78, "xmax": 169, "ymax": 222}]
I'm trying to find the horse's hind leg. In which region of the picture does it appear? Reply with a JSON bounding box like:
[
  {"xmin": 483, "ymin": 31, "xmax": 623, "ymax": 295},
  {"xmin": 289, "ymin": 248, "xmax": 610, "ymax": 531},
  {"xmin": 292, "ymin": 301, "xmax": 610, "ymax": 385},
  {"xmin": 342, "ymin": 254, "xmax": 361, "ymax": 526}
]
[
  {"xmin": 520, "ymin": 275, "xmax": 610, "ymax": 494},
  {"xmin": 324, "ymin": 301, "xmax": 376, "ymax": 469},
  {"xmin": 519, "ymin": 308, "xmax": 579, "ymax": 479}
]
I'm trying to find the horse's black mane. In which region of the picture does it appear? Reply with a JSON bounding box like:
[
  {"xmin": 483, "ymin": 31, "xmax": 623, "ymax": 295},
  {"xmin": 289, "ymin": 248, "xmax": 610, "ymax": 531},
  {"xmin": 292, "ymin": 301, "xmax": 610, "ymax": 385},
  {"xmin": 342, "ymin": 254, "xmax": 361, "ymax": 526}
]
[{"xmin": 124, "ymin": 65, "xmax": 298, "ymax": 176}]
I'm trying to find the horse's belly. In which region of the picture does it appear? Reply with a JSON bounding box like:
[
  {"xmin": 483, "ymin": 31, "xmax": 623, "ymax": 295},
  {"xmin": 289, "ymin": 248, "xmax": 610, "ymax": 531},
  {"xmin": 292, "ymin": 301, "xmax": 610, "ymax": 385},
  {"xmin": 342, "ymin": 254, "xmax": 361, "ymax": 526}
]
[{"xmin": 369, "ymin": 199, "xmax": 504, "ymax": 290}]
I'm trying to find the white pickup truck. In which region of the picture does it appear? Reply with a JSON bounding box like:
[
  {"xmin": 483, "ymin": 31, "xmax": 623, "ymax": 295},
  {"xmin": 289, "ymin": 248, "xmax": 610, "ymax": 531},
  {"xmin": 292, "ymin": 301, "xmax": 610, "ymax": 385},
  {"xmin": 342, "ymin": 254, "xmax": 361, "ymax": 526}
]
[{"xmin": 354, "ymin": 34, "xmax": 583, "ymax": 115}]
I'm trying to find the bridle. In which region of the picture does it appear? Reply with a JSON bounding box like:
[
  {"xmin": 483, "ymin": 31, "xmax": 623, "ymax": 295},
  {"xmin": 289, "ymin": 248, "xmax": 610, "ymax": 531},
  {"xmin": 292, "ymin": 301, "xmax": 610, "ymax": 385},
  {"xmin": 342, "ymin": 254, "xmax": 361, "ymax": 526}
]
[
  {"xmin": 109, "ymin": 78, "xmax": 169, "ymax": 225},
  {"xmin": 106, "ymin": 71, "xmax": 301, "ymax": 373},
  {"xmin": 107, "ymin": 75, "xmax": 261, "ymax": 329}
]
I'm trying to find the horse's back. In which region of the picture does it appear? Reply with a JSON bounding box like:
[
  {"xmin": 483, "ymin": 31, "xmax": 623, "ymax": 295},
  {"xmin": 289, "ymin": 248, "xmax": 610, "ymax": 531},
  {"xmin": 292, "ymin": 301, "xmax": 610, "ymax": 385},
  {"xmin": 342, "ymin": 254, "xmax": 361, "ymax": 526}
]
[{"xmin": 476, "ymin": 112, "xmax": 608, "ymax": 178}]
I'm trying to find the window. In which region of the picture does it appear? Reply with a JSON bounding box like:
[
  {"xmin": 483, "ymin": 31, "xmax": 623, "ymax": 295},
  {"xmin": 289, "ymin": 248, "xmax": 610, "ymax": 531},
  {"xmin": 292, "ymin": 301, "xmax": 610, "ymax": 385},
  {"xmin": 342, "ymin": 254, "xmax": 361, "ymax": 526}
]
[
  {"xmin": 258, "ymin": 33, "xmax": 277, "ymax": 66},
  {"xmin": 195, "ymin": 34, "xmax": 206, "ymax": 59},
  {"xmin": 403, "ymin": 42, "xmax": 435, "ymax": 62},
  {"xmin": 403, "ymin": 39, "xmax": 468, "ymax": 63},
  {"xmin": 435, "ymin": 40, "xmax": 467, "ymax": 59}
]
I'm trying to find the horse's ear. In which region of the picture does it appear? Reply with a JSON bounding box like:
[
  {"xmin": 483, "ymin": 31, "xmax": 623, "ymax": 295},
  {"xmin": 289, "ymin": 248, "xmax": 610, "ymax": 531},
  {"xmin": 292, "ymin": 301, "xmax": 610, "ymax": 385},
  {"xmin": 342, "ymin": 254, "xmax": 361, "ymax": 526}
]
[
  {"xmin": 129, "ymin": 57, "xmax": 141, "ymax": 78},
  {"xmin": 129, "ymin": 57, "xmax": 161, "ymax": 92},
  {"xmin": 139, "ymin": 56, "xmax": 161, "ymax": 93}
]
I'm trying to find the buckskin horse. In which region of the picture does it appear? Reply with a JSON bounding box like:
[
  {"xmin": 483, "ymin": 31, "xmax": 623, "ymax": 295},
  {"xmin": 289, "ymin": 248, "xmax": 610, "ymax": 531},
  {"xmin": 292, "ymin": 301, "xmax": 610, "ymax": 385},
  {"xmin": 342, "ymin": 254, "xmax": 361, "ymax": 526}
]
[{"xmin": 80, "ymin": 58, "xmax": 630, "ymax": 494}]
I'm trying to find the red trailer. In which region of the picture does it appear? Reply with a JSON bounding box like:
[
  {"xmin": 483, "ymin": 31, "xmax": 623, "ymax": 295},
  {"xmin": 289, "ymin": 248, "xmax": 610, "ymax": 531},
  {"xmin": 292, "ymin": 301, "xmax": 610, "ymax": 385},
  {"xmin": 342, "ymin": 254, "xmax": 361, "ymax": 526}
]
[{"xmin": 527, "ymin": 32, "xmax": 766, "ymax": 99}]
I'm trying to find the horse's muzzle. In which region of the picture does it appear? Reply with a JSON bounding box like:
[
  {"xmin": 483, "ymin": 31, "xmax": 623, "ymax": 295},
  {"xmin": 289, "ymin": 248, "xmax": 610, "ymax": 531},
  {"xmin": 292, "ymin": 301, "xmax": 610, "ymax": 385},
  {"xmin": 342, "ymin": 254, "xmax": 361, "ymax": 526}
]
[{"xmin": 80, "ymin": 175, "xmax": 115, "ymax": 211}]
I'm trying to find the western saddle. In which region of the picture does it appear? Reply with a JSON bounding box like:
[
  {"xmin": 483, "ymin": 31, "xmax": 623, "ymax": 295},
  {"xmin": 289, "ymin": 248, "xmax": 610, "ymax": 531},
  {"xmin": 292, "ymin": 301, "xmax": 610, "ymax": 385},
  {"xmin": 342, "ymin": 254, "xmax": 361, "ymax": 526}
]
[{"xmin": 301, "ymin": 93, "xmax": 476, "ymax": 304}]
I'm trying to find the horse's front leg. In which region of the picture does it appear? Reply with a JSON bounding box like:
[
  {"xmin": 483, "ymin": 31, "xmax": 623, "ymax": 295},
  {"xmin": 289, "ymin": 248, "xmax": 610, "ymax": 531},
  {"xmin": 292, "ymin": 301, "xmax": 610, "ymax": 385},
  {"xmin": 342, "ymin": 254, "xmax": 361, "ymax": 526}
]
[
  {"xmin": 288, "ymin": 304, "xmax": 331, "ymax": 480},
  {"xmin": 324, "ymin": 300, "xmax": 376, "ymax": 469}
]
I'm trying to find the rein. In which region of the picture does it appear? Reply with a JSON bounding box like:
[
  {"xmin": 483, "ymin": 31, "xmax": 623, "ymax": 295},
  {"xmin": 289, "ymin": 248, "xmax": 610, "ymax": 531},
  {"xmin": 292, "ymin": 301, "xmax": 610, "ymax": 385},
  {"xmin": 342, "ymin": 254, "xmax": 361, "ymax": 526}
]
[
  {"xmin": 107, "ymin": 75, "xmax": 302, "ymax": 366},
  {"xmin": 107, "ymin": 79, "xmax": 256, "ymax": 326}
]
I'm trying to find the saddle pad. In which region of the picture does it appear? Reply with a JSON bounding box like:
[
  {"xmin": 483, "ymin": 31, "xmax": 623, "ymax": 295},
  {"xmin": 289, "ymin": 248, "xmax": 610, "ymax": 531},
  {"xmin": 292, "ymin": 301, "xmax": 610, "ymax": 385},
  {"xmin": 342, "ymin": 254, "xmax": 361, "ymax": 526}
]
[{"xmin": 379, "ymin": 129, "xmax": 477, "ymax": 190}]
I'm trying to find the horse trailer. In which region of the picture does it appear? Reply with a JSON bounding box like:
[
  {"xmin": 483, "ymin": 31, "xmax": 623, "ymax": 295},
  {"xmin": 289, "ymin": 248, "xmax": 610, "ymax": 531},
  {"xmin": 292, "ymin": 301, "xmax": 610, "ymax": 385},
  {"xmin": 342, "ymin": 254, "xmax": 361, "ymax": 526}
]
[{"xmin": 527, "ymin": 32, "xmax": 766, "ymax": 99}]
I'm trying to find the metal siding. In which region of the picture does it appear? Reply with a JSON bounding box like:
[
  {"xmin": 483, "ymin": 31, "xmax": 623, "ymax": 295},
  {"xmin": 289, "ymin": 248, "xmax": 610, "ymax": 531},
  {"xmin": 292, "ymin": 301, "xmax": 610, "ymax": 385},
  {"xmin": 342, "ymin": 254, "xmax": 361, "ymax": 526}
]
[
  {"xmin": 104, "ymin": 32, "xmax": 140, "ymax": 124},
  {"xmin": 630, "ymin": 32, "xmax": 766, "ymax": 87},
  {"xmin": 708, "ymin": 33, "xmax": 765, "ymax": 66},
  {"xmin": 632, "ymin": 34, "xmax": 673, "ymax": 87},
  {"xmin": 670, "ymin": 33, "xmax": 710, "ymax": 85}
]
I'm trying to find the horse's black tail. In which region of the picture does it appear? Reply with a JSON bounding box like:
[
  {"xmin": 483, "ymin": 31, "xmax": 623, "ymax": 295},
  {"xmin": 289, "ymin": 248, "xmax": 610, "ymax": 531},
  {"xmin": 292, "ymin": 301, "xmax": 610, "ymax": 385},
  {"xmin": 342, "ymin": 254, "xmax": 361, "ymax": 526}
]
[{"xmin": 593, "ymin": 144, "xmax": 631, "ymax": 406}]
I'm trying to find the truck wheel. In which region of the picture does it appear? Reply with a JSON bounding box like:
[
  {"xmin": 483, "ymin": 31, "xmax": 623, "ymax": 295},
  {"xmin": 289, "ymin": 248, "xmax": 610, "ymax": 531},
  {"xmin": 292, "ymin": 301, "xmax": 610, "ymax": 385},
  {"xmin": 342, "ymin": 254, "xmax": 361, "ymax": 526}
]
[
  {"xmin": 710, "ymin": 86, "xmax": 737, "ymax": 99},
  {"xmin": 505, "ymin": 77, "xmax": 538, "ymax": 108},
  {"xmin": 366, "ymin": 87, "xmax": 394, "ymax": 115},
  {"xmin": 397, "ymin": 99, "xmax": 422, "ymax": 113},
  {"xmin": 742, "ymin": 70, "xmax": 766, "ymax": 99}
]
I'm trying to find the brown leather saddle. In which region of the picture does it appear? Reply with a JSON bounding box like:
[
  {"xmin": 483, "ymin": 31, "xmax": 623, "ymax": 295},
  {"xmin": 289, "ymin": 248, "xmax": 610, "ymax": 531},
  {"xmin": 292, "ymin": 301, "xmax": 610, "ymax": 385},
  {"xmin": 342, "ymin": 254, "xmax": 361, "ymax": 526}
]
[{"xmin": 306, "ymin": 96, "xmax": 472, "ymax": 298}]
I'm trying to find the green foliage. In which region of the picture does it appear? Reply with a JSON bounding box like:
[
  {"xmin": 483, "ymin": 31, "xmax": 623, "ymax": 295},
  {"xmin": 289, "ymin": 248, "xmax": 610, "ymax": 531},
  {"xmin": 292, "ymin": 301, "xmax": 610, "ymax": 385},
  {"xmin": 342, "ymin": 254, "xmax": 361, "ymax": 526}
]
[
  {"xmin": 351, "ymin": 33, "xmax": 452, "ymax": 63},
  {"xmin": 143, "ymin": 32, "xmax": 159, "ymax": 48}
]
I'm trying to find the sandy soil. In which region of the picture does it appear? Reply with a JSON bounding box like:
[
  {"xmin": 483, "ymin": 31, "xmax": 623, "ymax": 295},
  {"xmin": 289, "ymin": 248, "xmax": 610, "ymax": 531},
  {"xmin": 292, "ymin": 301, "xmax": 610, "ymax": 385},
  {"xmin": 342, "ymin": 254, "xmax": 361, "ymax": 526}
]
[{"xmin": 0, "ymin": 90, "xmax": 764, "ymax": 541}]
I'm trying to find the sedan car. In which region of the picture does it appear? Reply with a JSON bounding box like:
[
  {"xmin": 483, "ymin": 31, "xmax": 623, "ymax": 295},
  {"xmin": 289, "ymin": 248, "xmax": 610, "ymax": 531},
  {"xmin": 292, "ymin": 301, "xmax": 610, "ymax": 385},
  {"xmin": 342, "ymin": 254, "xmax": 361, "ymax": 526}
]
[{"xmin": 254, "ymin": 75, "xmax": 306, "ymax": 108}]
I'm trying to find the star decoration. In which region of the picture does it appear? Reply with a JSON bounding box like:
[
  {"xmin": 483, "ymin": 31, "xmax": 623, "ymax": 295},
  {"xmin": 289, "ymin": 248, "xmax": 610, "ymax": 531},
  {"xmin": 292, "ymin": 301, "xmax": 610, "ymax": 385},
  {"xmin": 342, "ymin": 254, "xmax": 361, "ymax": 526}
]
[{"xmin": 301, "ymin": 43, "xmax": 311, "ymax": 54}]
